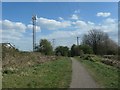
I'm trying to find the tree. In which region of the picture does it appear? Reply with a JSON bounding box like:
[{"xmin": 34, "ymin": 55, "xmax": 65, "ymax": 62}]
[
  {"xmin": 82, "ymin": 29, "xmax": 118, "ymax": 55},
  {"xmin": 55, "ymin": 46, "xmax": 69, "ymax": 56},
  {"xmin": 36, "ymin": 39, "xmax": 53, "ymax": 55},
  {"xmin": 71, "ymin": 44, "xmax": 77, "ymax": 56},
  {"xmin": 105, "ymin": 39, "xmax": 118, "ymax": 55},
  {"xmin": 71, "ymin": 44, "xmax": 83, "ymax": 56},
  {"xmin": 80, "ymin": 44, "xmax": 93, "ymax": 54}
]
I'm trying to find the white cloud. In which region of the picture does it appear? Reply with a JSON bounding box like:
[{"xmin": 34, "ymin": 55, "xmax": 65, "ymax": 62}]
[
  {"xmin": 74, "ymin": 10, "xmax": 80, "ymax": 14},
  {"xmin": 71, "ymin": 14, "xmax": 79, "ymax": 20},
  {"xmin": 41, "ymin": 30, "xmax": 77, "ymax": 39},
  {"xmin": 104, "ymin": 18, "xmax": 116, "ymax": 24},
  {"xmin": 58, "ymin": 17, "xmax": 64, "ymax": 21},
  {"xmin": 1, "ymin": 20, "xmax": 27, "ymax": 42},
  {"xmin": 1, "ymin": 19, "xmax": 42, "ymax": 43},
  {"xmin": 38, "ymin": 29, "xmax": 82, "ymax": 47},
  {"xmin": 97, "ymin": 12, "xmax": 111, "ymax": 17},
  {"xmin": 74, "ymin": 20, "xmax": 87, "ymax": 29},
  {"xmin": 37, "ymin": 17, "xmax": 71, "ymax": 30},
  {"xmin": 42, "ymin": 18, "xmax": 118, "ymax": 42},
  {"xmin": 38, "ymin": 28, "xmax": 86, "ymax": 48},
  {"xmin": 27, "ymin": 24, "xmax": 41, "ymax": 32},
  {"xmin": 1, "ymin": 20, "xmax": 34, "ymax": 51},
  {"xmin": 88, "ymin": 21, "xmax": 95, "ymax": 25},
  {"xmin": 39, "ymin": 17, "xmax": 117, "ymax": 40},
  {"xmin": 2, "ymin": 20, "xmax": 26, "ymax": 32},
  {"xmin": 41, "ymin": 17, "xmax": 117, "ymax": 47},
  {"xmin": 95, "ymin": 18, "xmax": 117, "ymax": 33},
  {"xmin": 1, "ymin": 15, "xmax": 117, "ymax": 51}
]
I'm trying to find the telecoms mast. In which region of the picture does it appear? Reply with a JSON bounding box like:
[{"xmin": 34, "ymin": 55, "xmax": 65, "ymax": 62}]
[
  {"xmin": 77, "ymin": 36, "xmax": 80, "ymax": 45},
  {"xmin": 32, "ymin": 15, "xmax": 36, "ymax": 52}
]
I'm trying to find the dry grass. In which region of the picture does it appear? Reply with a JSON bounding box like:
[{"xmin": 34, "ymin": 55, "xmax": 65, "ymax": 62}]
[{"xmin": 2, "ymin": 45, "xmax": 57, "ymax": 71}]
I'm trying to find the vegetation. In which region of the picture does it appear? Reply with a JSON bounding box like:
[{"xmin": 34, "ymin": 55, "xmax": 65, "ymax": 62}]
[
  {"xmin": 55, "ymin": 46, "xmax": 70, "ymax": 56},
  {"xmin": 75, "ymin": 55, "xmax": 119, "ymax": 88},
  {"xmin": 2, "ymin": 28, "xmax": 119, "ymax": 88},
  {"xmin": 71, "ymin": 44, "xmax": 81, "ymax": 56},
  {"xmin": 80, "ymin": 45, "xmax": 93, "ymax": 54},
  {"xmin": 3, "ymin": 57, "xmax": 72, "ymax": 88},
  {"xmin": 2, "ymin": 44, "xmax": 56, "ymax": 69},
  {"xmin": 54, "ymin": 44, "xmax": 93, "ymax": 57},
  {"xmin": 2, "ymin": 43, "xmax": 72, "ymax": 88},
  {"xmin": 35, "ymin": 29, "xmax": 118, "ymax": 57},
  {"xmin": 82, "ymin": 29, "xmax": 118, "ymax": 55},
  {"xmin": 71, "ymin": 44, "xmax": 93, "ymax": 57},
  {"xmin": 101, "ymin": 55, "xmax": 120, "ymax": 68},
  {"xmin": 36, "ymin": 39, "xmax": 53, "ymax": 55}
]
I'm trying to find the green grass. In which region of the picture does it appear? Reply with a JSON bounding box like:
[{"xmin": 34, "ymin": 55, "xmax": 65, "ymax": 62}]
[
  {"xmin": 75, "ymin": 56, "xmax": 119, "ymax": 88},
  {"xmin": 3, "ymin": 57, "xmax": 72, "ymax": 88}
]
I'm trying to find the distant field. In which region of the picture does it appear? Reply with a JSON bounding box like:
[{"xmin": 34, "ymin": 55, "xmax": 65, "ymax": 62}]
[
  {"xmin": 3, "ymin": 57, "xmax": 72, "ymax": 88},
  {"xmin": 75, "ymin": 56, "xmax": 119, "ymax": 88}
]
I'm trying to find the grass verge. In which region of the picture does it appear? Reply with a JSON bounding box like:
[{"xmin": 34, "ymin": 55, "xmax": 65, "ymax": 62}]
[
  {"xmin": 75, "ymin": 56, "xmax": 119, "ymax": 88},
  {"xmin": 3, "ymin": 57, "xmax": 72, "ymax": 88}
]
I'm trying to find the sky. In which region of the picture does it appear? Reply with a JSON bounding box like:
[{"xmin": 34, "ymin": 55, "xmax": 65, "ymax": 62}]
[
  {"xmin": 1, "ymin": 2, "xmax": 118, "ymax": 51},
  {"xmin": 2, "ymin": 0, "xmax": 119, "ymax": 2}
]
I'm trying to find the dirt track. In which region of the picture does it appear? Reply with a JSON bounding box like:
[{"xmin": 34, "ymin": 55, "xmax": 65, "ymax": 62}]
[{"xmin": 70, "ymin": 58, "xmax": 99, "ymax": 88}]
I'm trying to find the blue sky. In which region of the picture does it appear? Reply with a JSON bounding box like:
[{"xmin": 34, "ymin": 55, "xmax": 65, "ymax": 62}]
[
  {"xmin": 2, "ymin": 2, "xmax": 117, "ymax": 22},
  {"xmin": 1, "ymin": 2, "xmax": 118, "ymax": 51}
]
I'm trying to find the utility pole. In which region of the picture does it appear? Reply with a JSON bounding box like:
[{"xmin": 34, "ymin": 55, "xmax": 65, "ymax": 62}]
[
  {"xmin": 32, "ymin": 15, "xmax": 36, "ymax": 52},
  {"xmin": 77, "ymin": 36, "xmax": 80, "ymax": 45},
  {"xmin": 52, "ymin": 39, "xmax": 55, "ymax": 51}
]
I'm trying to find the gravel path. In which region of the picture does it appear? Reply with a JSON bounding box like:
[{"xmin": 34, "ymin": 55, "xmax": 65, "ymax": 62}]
[{"xmin": 70, "ymin": 58, "xmax": 99, "ymax": 88}]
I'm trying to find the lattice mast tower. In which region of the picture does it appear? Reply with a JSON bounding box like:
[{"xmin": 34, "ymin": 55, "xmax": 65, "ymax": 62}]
[{"xmin": 32, "ymin": 15, "xmax": 36, "ymax": 52}]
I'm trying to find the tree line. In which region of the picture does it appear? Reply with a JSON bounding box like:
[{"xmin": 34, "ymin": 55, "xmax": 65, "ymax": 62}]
[{"xmin": 35, "ymin": 29, "xmax": 118, "ymax": 56}]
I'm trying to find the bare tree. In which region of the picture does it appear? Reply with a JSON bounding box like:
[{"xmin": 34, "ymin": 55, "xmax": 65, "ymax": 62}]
[{"xmin": 82, "ymin": 29, "xmax": 117, "ymax": 55}]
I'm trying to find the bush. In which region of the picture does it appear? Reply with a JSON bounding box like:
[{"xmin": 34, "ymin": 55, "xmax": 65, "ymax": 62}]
[
  {"xmin": 80, "ymin": 45, "xmax": 93, "ymax": 54},
  {"xmin": 55, "ymin": 46, "xmax": 69, "ymax": 56},
  {"xmin": 36, "ymin": 39, "xmax": 53, "ymax": 55},
  {"xmin": 80, "ymin": 54, "xmax": 101, "ymax": 62},
  {"xmin": 3, "ymin": 69, "xmax": 14, "ymax": 74},
  {"xmin": 101, "ymin": 58, "xmax": 120, "ymax": 68}
]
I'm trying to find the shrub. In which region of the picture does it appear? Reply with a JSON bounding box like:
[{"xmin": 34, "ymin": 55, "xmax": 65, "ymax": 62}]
[{"xmin": 80, "ymin": 54, "xmax": 101, "ymax": 62}]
